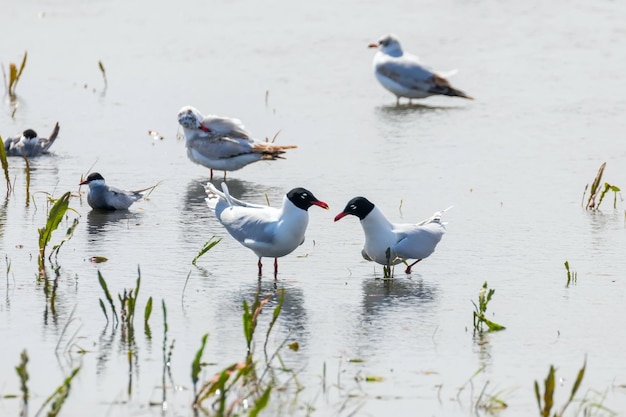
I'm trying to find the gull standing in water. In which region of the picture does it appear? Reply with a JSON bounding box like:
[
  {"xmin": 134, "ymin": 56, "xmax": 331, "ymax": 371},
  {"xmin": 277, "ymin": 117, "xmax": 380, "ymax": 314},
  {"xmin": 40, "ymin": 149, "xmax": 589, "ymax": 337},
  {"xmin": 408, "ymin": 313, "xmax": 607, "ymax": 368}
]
[
  {"xmin": 205, "ymin": 182, "xmax": 329, "ymax": 278},
  {"xmin": 368, "ymin": 34, "xmax": 473, "ymax": 105},
  {"xmin": 177, "ymin": 106, "xmax": 297, "ymax": 179},
  {"xmin": 80, "ymin": 172, "xmax": 148, "ymax": 211},
  {"xmin": 335, "ymin": 196, "xmax": 450, "ymax": 274},
  {"xmin": 4, "ymin": 122, "xmax": 60, "ymax": 157}
]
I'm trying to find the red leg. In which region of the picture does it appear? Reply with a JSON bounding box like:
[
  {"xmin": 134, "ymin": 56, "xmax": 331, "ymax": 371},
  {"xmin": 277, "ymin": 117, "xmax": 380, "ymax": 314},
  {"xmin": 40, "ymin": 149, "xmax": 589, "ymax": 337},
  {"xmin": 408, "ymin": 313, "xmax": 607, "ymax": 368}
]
[
  {"xmin": 257, "ymin": 258, "xmax": 263, "ymax": 276},
  {"xmin": 209, "ymin": 169, "xmax": 214, "ymax": 180},
  {"xmin": 273, "ymin": 258, "xmax": 278, "ymax": 279},
  {"xmin": 405, "ymin": 259, "xmax": 422, "ymax": 274}
]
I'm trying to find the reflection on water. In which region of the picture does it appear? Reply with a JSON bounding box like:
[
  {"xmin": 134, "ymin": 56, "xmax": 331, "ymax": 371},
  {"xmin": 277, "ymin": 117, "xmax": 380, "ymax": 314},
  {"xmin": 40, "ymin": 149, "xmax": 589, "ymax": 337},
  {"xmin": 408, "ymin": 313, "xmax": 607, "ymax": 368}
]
[
  {"xmin": 86, "ymin": 209, "xmax": 143, "ymax": 236},
  {"xmin": 182, "ymin": 177, "xmax": 283, "ymax": 214},
  {"xmin": 361, "ymin": 275, "xmax": 438, "ymax": 318}
]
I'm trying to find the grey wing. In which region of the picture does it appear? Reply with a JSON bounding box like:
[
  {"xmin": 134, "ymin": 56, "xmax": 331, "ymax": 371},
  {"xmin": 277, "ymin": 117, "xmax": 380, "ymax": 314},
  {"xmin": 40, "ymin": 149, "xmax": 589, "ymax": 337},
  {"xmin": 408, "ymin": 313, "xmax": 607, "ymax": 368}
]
[
  {"xmin": 377, "ymin": 56, "xmax": 436, "ymax": 90},
  {"xmin": 394, "ymin": 223, "xmax": 445, "ymax": 260},
  {"xmin": 202, "ymin": 115, "xmax": 251, "ymax": 139},
  {"xmin": 3, "ymin": 136, "xmax": 19, "ymax": 154},
  {"xmin": 188, "ymin": 135, "xmax": 254, "ymax": 159},
  {"xmin": 105, "ymin": 186, "xmax": 142, "ymax": 209},
  {"xmin": 218, "ymin": 207, "xmax": 278, "ymax": 246},
  {"xmin": 39, "ymin": 122, "xmax": 60, "ymax": 153}
]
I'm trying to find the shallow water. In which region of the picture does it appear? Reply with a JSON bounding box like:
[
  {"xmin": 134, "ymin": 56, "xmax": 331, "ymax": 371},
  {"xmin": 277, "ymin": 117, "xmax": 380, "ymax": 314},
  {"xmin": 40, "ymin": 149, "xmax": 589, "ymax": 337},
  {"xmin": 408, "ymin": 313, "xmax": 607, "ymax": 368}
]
[{"xmin": 2, "ymin": 0, "xmax": 626, "ymax": 415}]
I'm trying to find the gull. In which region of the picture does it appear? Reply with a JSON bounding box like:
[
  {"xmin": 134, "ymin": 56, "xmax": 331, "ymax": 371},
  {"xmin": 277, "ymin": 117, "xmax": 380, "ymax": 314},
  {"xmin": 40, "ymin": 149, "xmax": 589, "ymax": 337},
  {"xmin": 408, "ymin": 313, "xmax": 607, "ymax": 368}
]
[
  {"xmin": 79, "ymin": 172, "xmax": 146, "ymax": 211},
  {"xmin": 205, "ymin": 182, "xmax": 329, "ymax": 278},
  {"xmin": 368, "ymin": 34, "xmax": 473, "ymax": 105},
  {"xmin": 177, "ymin": 106, "xmax": 297, "ymax": 179},
  {"xmin": 334, "ymin": 196, "xmax": 451, "ymax": 274},
  {"xmin": 4, "ymin": 122, "xmax": 60, "ymax": 157}
]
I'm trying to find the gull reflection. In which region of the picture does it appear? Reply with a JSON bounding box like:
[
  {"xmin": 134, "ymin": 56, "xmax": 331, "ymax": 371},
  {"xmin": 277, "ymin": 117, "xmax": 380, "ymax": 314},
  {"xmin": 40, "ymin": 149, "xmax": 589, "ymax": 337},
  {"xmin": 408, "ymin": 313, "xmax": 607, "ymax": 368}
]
[{"xmin": 361, "ymin": 275, "xmax": 438, "ymax": 318}]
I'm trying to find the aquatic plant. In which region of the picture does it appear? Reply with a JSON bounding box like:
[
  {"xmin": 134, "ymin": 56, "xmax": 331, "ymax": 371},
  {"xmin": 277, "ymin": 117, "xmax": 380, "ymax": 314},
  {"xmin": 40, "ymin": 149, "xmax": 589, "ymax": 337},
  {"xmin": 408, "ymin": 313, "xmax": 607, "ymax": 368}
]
[
  {"xmin": 15, "ymin": 349, "xmax": 29, "ymax": 414},
  {"xmin": 383, "ymin": 247, "xmax": 393, "ymax": 279},
  {"xmin": 534, "ymin": 359, "xmax": 586, "ymax": 417},
  {"xmin": 191, "ymin": 292, "xmax": 287, "ymax": 416},
  {"xmin": 12, "ymin": 349, "xmax": 80, "ymax": 417},
  {"xmin": 98, "ymin": 60, "xmax": 107, "ymax": 92},
  {"xmin": 472, "ymin": 281, "xmax": 505, "ymax": 333},
  {"xmin": 192, "ymin": 236, "xmax": 222, "ymax": 265},
  {"xmin": 2, "ymin": 51, "xmax": 28, "ymax": 100},
  {"xmin": 564, "ymin": 261, "xmax": 577, "ymax": 287},
  {"xmin": 37, "ymin": 191, "xmax": 72, "ymax": 271},
  {"xmin": 36, "ymin": 367, "xmax": 81, "ymax": 417},
  {"xmin": 0, "ymin": 135, "xmax": 11, "ymax": 193},
  {"xmin": 98, "ymin": 271, "xmax": 119, "ymax": 326},
  {"xmin": 584, "ymin": 163, "xmax": 622, "ymax": 210}
]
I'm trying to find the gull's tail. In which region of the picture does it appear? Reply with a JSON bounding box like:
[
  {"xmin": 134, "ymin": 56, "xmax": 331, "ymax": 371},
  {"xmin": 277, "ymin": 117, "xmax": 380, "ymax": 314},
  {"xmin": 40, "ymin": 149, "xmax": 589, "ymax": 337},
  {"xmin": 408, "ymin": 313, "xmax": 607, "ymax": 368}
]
[
  {"xmin": 431, "ymin": 74, "xmax": 474, "ymax": 100},
  {"xmin": 252, "ymin": 142, "xmax": 298, "ymax": 160},
  {"xmin": 419, "ymin": 206, "xmax": 453, "ymax": 226},
  {"xmin": 40, "ymin": 122, "xmax": 61, "ymax": 153}
]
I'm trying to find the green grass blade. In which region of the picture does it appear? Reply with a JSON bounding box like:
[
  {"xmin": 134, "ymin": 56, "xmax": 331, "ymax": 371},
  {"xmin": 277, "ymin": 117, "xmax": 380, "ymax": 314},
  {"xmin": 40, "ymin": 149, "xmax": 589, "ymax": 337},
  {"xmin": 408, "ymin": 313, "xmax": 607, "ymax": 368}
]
[
  {"xmin": 50, "ymin": 217, "xmax": 79, "ymax": 259},
  {"xmin": 36, "ymin": 366, "xmax": 80, "ymax": 417},
  {"xmin": 144, "ymin": 296, "xmax": 153, "ymax": 324},
  {"xmin": 249, "ymin": 387, "xmax": 272, "ymax": 417},
  {"xmin": 97, "ymin": 271, "xmax": 118, "ymax": 324},
  {"xmin": 98, "ymin": 299, "xmax": 109, "ymax": 323},
  {"xmin": 192, "ymin": 236, "xmax": 221, "ymax": 265},
  {"xmin": 192, "ymin": 334, "xmax": 209, "ymax": 388},
  {"xmin": 0, "ymin": 135, "xmax": 11, "ymax": 191},
  {"xmin": 38, "ymin": 191, "xmax": 71, "ymax": 255}
]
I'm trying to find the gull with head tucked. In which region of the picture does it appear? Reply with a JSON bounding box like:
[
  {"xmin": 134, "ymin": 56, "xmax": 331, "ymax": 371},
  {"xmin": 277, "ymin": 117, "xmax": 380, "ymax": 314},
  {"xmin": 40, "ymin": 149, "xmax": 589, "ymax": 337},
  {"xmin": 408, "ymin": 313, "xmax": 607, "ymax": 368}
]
[
  {"xmin": 177, "ymin": 106, "xmax": 297, "ymax": 179},
  {"xmin": 368, "ymin": 34, "xmax": 473, "ymax": 105}
]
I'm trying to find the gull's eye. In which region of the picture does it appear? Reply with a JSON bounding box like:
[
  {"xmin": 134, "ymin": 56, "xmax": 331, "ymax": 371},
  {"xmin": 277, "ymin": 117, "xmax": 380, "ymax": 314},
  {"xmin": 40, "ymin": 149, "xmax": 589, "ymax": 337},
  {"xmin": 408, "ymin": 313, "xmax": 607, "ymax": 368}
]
[
  {"xmin": 350, "ymin": 204, "xmax": 357, "ymax": 210},
  {"xmin": 301, "ymin": 193, "xmax": 308, "ymax": 199}
]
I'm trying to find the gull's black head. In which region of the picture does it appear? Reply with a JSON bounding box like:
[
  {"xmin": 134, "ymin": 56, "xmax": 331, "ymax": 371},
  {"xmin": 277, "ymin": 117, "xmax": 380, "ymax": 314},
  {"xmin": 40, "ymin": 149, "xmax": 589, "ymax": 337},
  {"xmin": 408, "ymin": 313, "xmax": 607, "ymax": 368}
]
[
  {"xmin": 334, "ymin": 196, "xmax": 375, "ymax": 221},
  {"xmin": 287, "ymin": 187, "xmax": 329, "ymax": 211}
]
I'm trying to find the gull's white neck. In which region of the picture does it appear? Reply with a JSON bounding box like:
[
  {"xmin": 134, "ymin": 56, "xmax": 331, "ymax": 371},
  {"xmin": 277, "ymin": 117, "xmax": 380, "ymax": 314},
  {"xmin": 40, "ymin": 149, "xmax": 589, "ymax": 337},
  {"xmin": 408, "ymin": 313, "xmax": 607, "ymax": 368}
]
[{"xmin": 360, "ymin": 206, "xmax": 394, "ymax": 237}]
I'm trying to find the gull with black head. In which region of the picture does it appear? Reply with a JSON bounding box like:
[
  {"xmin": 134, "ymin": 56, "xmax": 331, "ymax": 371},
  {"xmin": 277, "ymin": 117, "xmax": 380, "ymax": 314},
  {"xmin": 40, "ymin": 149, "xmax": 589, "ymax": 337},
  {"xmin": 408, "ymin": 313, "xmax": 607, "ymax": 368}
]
[
  {"xmin": 335, "ymin": 196, "xmax": 450, "ymax": 274},
  {"xmin": 205, "ymin": 182, "xmax": 329, "ymax": 278}
]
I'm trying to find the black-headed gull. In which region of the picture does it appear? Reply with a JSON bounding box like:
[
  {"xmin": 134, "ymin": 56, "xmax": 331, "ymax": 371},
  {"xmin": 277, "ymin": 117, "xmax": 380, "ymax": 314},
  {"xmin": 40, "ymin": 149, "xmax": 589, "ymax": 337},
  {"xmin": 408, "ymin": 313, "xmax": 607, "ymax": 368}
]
[
  {"xmin": 79, "ymin": 172, "xmax": 145, "ymax": 211},
  {"xmin": 368, "ymin": 34, "xmax": 473, "ymax": 105},
  {"xmin": 4, "ymin": 122, "xmax": 60, "ymax": 157},
  {"xmin": 177, "ymin": 106, "xmax": 297, "ymax": 180},
  {"xmin": 334, "ymin": 196, "xmax": 450, "ymax": 274},
  {"xmin": 205, "ymin": 182, "xmax": 329, "ymax": 278}
]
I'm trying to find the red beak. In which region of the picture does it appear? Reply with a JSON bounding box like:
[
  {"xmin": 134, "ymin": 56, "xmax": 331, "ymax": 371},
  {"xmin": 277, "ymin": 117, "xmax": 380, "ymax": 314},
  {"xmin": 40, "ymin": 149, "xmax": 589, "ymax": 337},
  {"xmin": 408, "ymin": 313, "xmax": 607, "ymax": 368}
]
[
  {"xmin": 367, "ymin": 43, "xmax": 378, "ymax": 49},
  {"xmin": 199, "ymin": 124, "xmax": 210, "ymax": 133},
  {"xmin": 312, "ymin": 200, "xmax": 329, "ymax": 210},
  {"xmin": 334, "ymin": 212, "xmax": 349, "ymax": 222}
]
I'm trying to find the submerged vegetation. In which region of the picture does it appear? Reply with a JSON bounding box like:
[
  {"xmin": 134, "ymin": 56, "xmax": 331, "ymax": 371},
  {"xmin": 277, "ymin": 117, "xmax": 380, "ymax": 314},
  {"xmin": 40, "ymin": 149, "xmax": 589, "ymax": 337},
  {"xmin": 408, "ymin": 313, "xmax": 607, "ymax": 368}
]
[
  {"xmin": 583, "ymin": 162, "xmax": 622, "ymax": 210},
  {"xmin": 472, "ymin": 281, "xmax": 505, "ymax": 333},
  {"xmin": 10, "ymin": 349, "xmax": 80, "ymax": 417},
  {"xmin": 2, "ymin": 51, "xmax": 28, "ymax": 100},
  {"xmin": 564, "ymin": 261, "xmax": 577, "ymax": 286},
  {"xmin": 0, "ymin": 135, "xmax": 11, "ymax": 192},
  {"xmin": 37, "ymin": 191, "xmax": 74, "ymax": 272},
  {"xmin": 191, "ymin": 291, "xmax": 287, "ymax": 416},
  {"xmin": 534, "ymin": 360, "xmax": 586, "ymax": 417}
]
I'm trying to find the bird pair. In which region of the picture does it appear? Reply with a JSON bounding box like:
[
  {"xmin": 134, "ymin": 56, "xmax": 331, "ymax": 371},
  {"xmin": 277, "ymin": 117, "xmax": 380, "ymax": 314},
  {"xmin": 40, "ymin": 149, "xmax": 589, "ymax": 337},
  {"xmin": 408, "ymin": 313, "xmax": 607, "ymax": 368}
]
[
  {"xmin": 177, "ymin": 34, "xmax": 472, "ymax": 180},
  {"xmin": 205, "ymin": 182, "xmax": 449, "ymax": 279}
]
